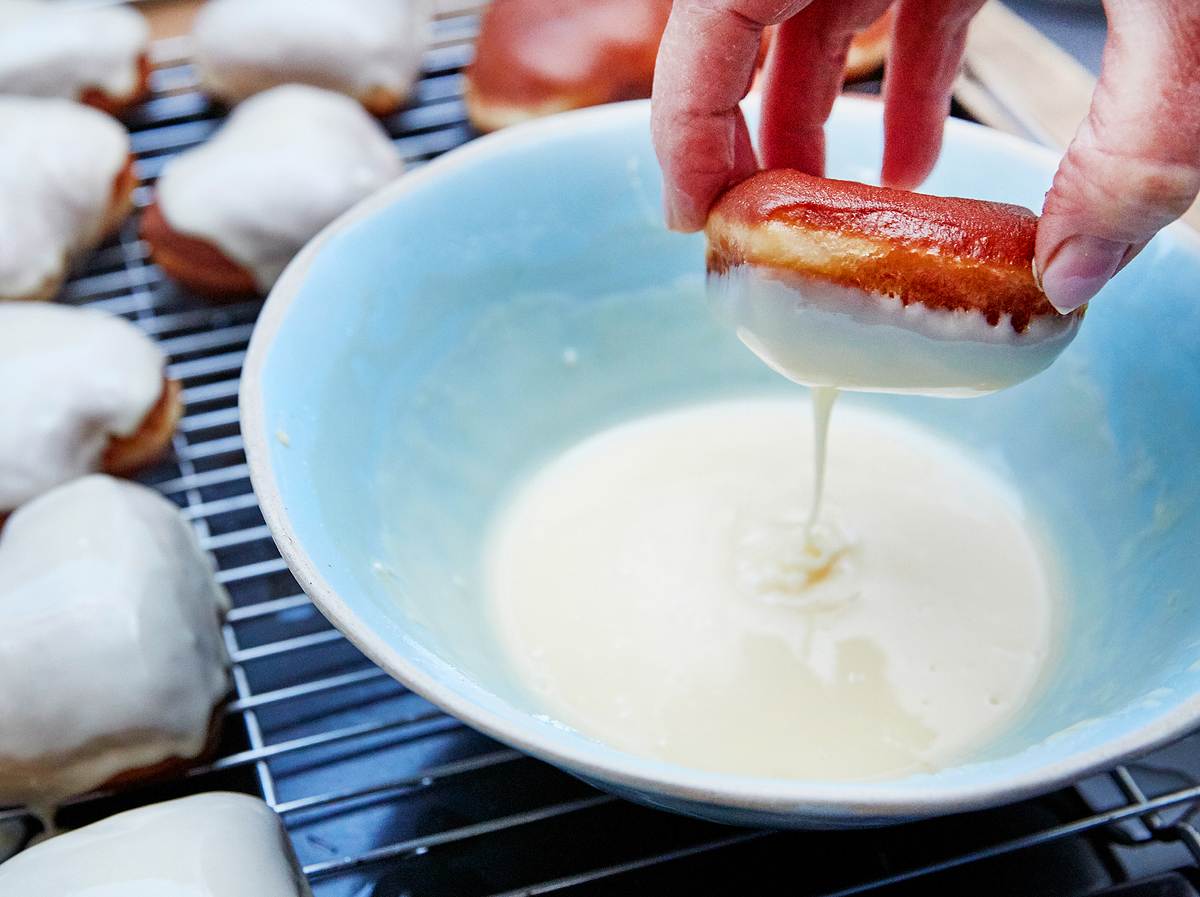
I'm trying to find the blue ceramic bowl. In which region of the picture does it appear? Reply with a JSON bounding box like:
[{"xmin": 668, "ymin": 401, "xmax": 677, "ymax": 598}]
[{"xmin": 242, "ymin": 97, "xmax": 1200, "ymax": 827}]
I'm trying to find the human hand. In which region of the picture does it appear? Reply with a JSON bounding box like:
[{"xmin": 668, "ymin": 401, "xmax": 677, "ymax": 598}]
[{"xmin": 650, "ymin": 0, "xmax": 1200, "ymax": 313}]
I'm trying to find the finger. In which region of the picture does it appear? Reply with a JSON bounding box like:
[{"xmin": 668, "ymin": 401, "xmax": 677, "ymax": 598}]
[
  {"xmin": 759, "ymin": 0, "xmax": 891, "ymax": 172},
  {"xmin": 1036, "ymin": 0, "xmax": 1200, "ymax": 312},
  {"xmin": 651, "ymin": 0, "xmax": 809, "ymax": 231},
  {"xmin": 881, "ymin": 0, "xmax": 985, "ymax": 189}
]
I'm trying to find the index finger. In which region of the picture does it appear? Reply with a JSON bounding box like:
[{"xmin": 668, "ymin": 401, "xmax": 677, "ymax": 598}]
[{"xmin": 651, "ymin": 1, "xmax": 809, "ymax": 231}]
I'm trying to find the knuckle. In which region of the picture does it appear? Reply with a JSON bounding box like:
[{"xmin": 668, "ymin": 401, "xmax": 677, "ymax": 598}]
[{"xmin": 1048, "ymin": 135, "xmax": 1200, "ymax": 237}]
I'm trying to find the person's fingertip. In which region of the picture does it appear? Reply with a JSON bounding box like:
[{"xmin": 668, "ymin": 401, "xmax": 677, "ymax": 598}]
[{"xmin": 1038, "ymin": 234, "xmax": 1129, "ymax": 314}]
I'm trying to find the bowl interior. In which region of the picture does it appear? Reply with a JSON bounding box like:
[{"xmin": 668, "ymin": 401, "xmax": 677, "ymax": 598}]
[{"xmin": 249, "ymin": 98, "xmax": 1200, "ymax": 815}]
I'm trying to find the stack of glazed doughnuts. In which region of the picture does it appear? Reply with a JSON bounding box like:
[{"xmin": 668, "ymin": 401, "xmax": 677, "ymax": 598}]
[{"xmin": 0, "ymin": 1, "xmax": 432, "ymax": 863}]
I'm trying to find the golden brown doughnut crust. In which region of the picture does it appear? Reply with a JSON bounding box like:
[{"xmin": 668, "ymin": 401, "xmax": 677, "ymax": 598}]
[
  {"xmin": 139, "ymin": 200, "xmax": 260, "ymax": 298},
  {"xmin": 80, "ymin": 52, "xmax": 153, "ymax": 117},
  {"xmin": 102, "ymin": 377, "xmax": 183, "ymax": 476},
  {"xmin": 465, "ymin": 0, "xmax": 673, "ymax": 132},
  {"xmin": 707, "ymin": 169, "xmax": 1075, "ymax": 332}
]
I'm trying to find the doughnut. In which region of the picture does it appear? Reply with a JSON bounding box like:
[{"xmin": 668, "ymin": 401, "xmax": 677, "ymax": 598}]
[
  {"xmin": 0, "ymin": 97, "xmax": 135, "ymax": 302},
  {"xmin": 192, "ymin": 0, "xmax": 429, "ymax": 116},
  {"xmin": 464, "ymin": 2, "xmax": 893, "ymax": 133},
  {"xmin": 0, "ymin": 0, "xmax": 150, "ymax": 115},
  {"xmin": 0, "ymin": 476, "xmax": 229, "ymax": 812},
  {"xmin": 143, "ymin": 85, "xmax": 405, "ymax": 296},
  {"xmin": 844, "ymin": 7, "xmax": 893, "ymax": 83},
  {"xmin": 706, "ymin": 169, "xmax": 1084, "ymax": 396},
  {"xmin": 0, "ymin": 304, "xmax": 182, "ymax": 513},
  {"xmin": 464, "ymin": 0, "xmax": 674, "ymax": 133},
  {"xmin": 0, "ymin": 794, "xmax": 310, "ymax": 895}
]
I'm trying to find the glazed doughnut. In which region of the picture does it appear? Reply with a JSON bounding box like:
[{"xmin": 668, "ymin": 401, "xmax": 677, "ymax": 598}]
[
  {"xmin": 0, "ymin": 304, "xmax": 182, "ymax": 513},
  {"xmin": 192, "ymin": 0, "xmax": 429, "ymax": 116},
  {"xmin": 0, "ymin": 97, "xmax": 135, "ymax": 302},
  {"xmin": 143, "ymin": 85, "xmax": 405, "ymax": 296},
  {"xmin": 0, "ymin": 476, "xmax": 229, "ymax": 812},
  {"xmin": 706, "ymin": 169, "xmax": 1084, "ymax": 396},
  {"xmin": 465, "ymin": 2, "xmax": 894, "ymax": 133},
  {"xmin": 0, "ymin": 794, "xmax": 310, "ymax": 895},
  {"xmin": 0, "ymin": 0, "xmax": 150, "ymax": 115}
]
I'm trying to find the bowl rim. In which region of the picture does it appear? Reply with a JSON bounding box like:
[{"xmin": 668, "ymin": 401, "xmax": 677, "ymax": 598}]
[{"xmin": 241, "ymin": 95, "xmax": 1200, "ymax": 820}]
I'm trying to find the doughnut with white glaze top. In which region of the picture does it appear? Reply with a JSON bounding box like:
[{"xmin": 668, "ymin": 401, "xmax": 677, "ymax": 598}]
[
  {"xmin": 0, "ymin": 304, "xmax": 182, "ymax": 513},
  {"xmin": 0, "ymin": 97, "xmax": 135, "ymax": 302},
  {"xmin": 0, "ymin": 476, "xmax": 229, "ymax": 812},
  {"xmin": 142, "ymin": 85, "xmax": 405, "ymax": 296},
  {"xmin": 192, "ymin": 0, "xmax": 430, "ymax": 116}
]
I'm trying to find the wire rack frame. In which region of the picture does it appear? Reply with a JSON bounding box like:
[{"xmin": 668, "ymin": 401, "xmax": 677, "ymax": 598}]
[{"xmin": 4, "ymin": 2, "xmax": 1200, "ymax": 895}]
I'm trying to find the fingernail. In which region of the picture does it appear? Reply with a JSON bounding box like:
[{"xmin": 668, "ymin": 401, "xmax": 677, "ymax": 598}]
[{"xmin": 1038, "ymin": 235, "xmax": 1129, "ymax": 314}]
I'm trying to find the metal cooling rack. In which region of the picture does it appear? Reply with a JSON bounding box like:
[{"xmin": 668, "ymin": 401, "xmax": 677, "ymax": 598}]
[{"xmin": 4, "ymin": 3, "xmax": 1200, "ymax": 895}]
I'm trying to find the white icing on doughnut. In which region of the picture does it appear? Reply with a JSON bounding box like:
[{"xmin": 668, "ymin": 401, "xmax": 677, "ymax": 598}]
[
  {"xmin": 0, "ymin": 304, "xmax": 166, "ymax": 511},
  {"xmin": 193, "ymin": 0, "xmax": 429, "ymax": 108},
  {"xmin": 0, "ymin": 476, "xmax": 230, "ymax": 809},
  {"xmin": 156, "ymin": 84, "xmax": 405, "ymax": 291},
  {"xmin": 0, "ymin": 0, "xmax": 147, "ymax": 102},
  {"xmin": 709, "ymin": 265, "xmax": 1081, "ymax": 396},
  {"xmin": 0, "ymin": 793, "xmax": 310, "ymax": 896},
  {"xmin": 0, "ymin": 96, "xmax": 130, "ymax": 301}
]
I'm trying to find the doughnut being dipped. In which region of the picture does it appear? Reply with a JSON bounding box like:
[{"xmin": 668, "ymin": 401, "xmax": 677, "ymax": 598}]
[
  {"xmin": 142, "ymin": 85, "xmax": 404, "ymax": 297},
  {"xmin": 0, "ymin": 304, "xmax": 182, "ymax": 514},
  {"xmin": 706, "ymin": 170, "xmax": 1084, "ymax": 397},
  {"xmin": 0, "ymin": 0, "xmax": 150, "ymax": 116},
  {"xmin": 465, "ymin": 1, "xmax": 892, "ymax": 133},
  {"xmin": 0, "ymin": 97, "xmax": 136, "ymax": 302}
]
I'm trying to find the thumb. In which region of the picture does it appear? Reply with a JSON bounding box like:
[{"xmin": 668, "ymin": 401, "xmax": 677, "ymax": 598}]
[{"xmin": 1036, "ymin": 0, "xmax": 1200, "ymax": 313}]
